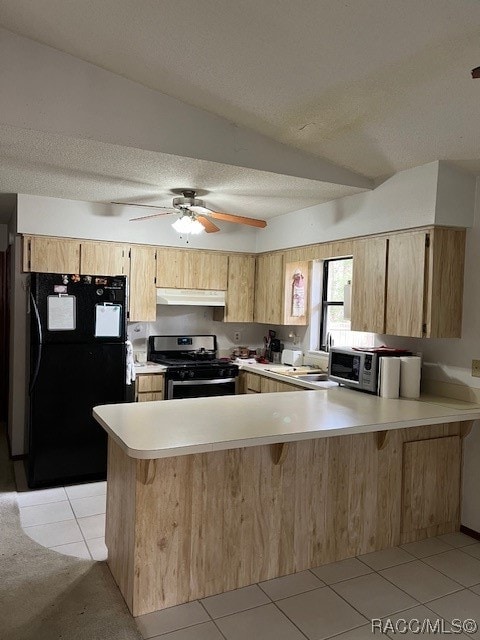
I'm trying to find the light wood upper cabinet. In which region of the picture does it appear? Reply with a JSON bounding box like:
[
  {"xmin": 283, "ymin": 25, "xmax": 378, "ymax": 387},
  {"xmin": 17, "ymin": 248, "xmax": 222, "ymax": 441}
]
[
  {"xmin": 385, "ymin": 232, "xmax": 427, "ymax": 338},
  {"xmin": 129, "ymin": 245, "xmax": 157, "ymax": 322},
  {"xmin": 156, "ymin": 249, "xmax": 186, "ymax": 288},
  {"xmin": 351, "ymin": 238, "xmax": 387, "ymax": 333},
  {"xmin": 283, "ymin": 261, "xmax": 309, "ymax": 326},
  {"xmin": 214, "ymin": 254, "xmax": 256, "ymax": 322},
  {"xmin": 351, "ymin": 228, "xmax": 466, "ymax": 338},
  {"xmin": 80, "ymin": 241, "xmax": 129, "ymax": 276},
  {"xmin": 156, "ymin": 248, "xmax": 228, "ymax": 290},
  {"xmin": 23, "ymin": 236, "xmax": 81, "ymax": 273},
  {"xmin": 254, "ymin": 253, "xmax": 284, "ymax": 324},
  {"xmin": 426, "ymin": 228, "xmax": 466, "ymax": 338}
]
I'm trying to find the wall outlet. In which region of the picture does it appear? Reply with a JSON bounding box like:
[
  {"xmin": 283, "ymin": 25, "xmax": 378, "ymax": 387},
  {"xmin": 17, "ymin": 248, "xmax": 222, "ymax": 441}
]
[
  {"xmin": 233, "ymin": 331, "xmax": 241, "ymax": 343},
  {"xmin": 472, "ymin": 359, "xmax": 480, "ymax": 378}
]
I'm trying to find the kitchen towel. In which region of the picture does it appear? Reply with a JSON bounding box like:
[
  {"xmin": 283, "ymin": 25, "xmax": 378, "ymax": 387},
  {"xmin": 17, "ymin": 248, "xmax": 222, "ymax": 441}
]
[
  {"xmin": 400, "ymin": 356, "xmax": 422, "ymax": 398},
  {"xmin": 126, "ymin": 340, "xmax": 136, "ymax": 385},
  {"xmin": 379, "ymin": 357, "xmax": 400, "ymax": 398}
]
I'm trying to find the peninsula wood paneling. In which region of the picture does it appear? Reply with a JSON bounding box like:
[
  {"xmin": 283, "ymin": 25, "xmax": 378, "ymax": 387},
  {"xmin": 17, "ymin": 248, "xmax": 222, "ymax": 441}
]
[{"xmin": 106, "ymin": 421, "xmax": 464, "ymax": 616}]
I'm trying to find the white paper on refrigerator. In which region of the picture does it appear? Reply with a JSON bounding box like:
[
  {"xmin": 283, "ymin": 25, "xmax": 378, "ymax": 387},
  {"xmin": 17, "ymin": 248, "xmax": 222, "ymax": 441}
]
[
  {"xmin": 95, "ymin": 303, "xmax": 122, "ymax": 337},
  {"xmin": 47, "ymin": 295, "xmax": 76, "ymax": 331}
]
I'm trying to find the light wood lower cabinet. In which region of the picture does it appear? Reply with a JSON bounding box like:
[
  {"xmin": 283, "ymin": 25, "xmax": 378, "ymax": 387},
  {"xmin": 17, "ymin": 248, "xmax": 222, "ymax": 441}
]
[
  {"xmin": 401, "ymin": 435, "xmax": 461, "ymax": 542},
  {"xmin": 239, "ymin": 371, "xmax": 304, "ymax": 394},
  {"xmin": 135, "ymin": 374, "xmax": 164, "ymax": 402}
]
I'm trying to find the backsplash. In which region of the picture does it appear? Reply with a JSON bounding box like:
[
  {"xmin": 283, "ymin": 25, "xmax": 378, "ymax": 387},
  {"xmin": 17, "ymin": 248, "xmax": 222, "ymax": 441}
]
[{"xmin": 128, "ymin": 306, "xmax": 267, "ymax": 359}]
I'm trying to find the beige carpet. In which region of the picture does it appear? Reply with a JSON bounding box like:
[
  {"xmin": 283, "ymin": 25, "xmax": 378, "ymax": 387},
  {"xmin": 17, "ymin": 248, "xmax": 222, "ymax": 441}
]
[{"xmin": 0, "ymin": 426, "xmax": 142, "ymax": 640}]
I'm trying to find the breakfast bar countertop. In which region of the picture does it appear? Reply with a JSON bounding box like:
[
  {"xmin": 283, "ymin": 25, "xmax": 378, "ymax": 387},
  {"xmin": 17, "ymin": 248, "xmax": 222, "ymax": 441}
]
[{"xmin": 93, "ymin": 387, "xmax": 480, "ymax": 460}]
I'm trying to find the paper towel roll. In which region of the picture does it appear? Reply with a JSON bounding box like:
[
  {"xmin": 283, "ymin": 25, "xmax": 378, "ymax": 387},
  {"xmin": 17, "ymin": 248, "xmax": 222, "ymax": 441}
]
[
  {"xmin": 379, "ymin": 357, "xmax": 400, "ymax": 398},
  {"xmin": 400, "ymin": 356, "xmax": 422, "ymax": 399}
]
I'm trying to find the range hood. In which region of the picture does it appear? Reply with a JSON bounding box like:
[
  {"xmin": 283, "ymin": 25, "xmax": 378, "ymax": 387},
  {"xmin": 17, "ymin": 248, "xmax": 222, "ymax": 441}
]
[{"xmin": 156, "ymin": 288, "xmax": 226, "ymax": 306}]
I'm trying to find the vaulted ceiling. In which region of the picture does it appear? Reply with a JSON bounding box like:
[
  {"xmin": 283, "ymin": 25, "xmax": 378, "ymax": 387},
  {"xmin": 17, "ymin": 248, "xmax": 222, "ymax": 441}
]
[{"xmin": 1, "ymin": 0, "xmax": 479, "ymax": 218}]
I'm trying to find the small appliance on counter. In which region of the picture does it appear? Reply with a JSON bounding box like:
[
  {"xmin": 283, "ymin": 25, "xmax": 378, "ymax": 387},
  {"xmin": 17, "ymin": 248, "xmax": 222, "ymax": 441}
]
[
  {"xmin": 281, "ymin": 349, "xmax": 303, "ymax": 366},
  {"xmin": 328, "ymin": 346, "xmax": 412, "ymax": 394}
]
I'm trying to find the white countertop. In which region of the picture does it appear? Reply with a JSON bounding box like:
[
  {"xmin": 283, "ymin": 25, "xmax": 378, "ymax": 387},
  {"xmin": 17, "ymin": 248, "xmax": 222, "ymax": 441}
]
[
  {"xmin": 93, "ymin": 387, "xmax": 480, "ymax": 460},
  {"xmin": 236, "ymin": 361, "xmax": 337, "ymax": 389},
  {"xmin": 134, "ymin": 363, "xmax": 167, "ymax": 374}
]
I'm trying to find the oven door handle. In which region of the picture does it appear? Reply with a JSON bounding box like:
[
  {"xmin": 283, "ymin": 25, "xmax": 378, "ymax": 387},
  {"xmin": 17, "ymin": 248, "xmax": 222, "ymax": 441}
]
[{"xmin": 169, "ymin": 378, "xmax": 237, "ymax": 386}]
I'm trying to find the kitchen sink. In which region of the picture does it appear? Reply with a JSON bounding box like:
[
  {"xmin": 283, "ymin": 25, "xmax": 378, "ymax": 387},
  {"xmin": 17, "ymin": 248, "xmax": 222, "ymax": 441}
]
[{"xmin": 294, "ymin": 373, "xmax": 329, "ymax": 382}]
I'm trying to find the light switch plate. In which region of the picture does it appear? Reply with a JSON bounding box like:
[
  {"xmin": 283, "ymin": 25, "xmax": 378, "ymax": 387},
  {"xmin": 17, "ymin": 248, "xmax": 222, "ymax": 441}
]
[{"xmin": 472, "ymin": 359, "xmax": 480, "ymax": 378}]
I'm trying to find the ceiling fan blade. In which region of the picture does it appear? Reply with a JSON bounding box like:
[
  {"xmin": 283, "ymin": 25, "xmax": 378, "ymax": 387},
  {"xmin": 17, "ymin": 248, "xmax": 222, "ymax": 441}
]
[
  {"xmin": 189, "ymin": 205, "xmax": 212, "ymax": 215},
  {"xmin": 129, "ymin": 211, "xmax": 173, "ymax": 222},
  {"xmin": 111, "ymin": 201, "xmax": 173, "ymax": 210},
  {"xmin": 207, "ymin": 211, "xmax": 267, "ymax": 228},
  {"xmin": 196, "ymin": 215, "xmax": 220, "ymax": 233}
]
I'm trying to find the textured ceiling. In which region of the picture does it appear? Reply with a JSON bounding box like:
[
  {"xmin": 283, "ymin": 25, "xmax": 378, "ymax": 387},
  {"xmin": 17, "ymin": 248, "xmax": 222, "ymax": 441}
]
[
  {"xmin": 1, "ymin": 0, "xmax": 480, "ymax": 180},
  {"xmin": 0, "ymin": 125, "xmax": 365, "ymax": 223}
]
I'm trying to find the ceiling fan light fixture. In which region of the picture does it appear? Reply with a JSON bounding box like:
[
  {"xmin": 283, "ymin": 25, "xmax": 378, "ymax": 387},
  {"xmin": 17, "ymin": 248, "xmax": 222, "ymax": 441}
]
[{"xmin": 172, "ymin": 213, "xmax": 204, "ymax": 235}]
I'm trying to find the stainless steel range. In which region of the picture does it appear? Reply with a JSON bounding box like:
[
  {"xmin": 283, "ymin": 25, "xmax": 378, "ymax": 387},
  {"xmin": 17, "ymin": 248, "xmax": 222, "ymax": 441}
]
[{"xmin": 147, "ymin": 335, "xmax": 239, "ymax": 400}]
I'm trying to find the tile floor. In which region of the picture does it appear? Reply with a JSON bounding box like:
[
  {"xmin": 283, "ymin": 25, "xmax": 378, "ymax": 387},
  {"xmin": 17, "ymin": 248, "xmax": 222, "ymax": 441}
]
[
  {"xmin": 13, "ymin": 463, "xmax": 480, "ymax": 639},
  {"xmin": 14, "ymin": 461, "xmax": 107, "ymax": 561},
  {"xmin": 135, "ymin": 533, "xmax": 480, "ymax": 640}
]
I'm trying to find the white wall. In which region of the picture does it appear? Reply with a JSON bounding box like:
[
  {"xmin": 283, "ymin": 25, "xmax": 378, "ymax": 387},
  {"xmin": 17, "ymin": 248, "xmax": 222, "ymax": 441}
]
[
  {"xmin": 16, "ymin": 194, "xmax": 257, "ymax": 252},
  {"xmin": 255, "ymin": 161, "xmax": 476, "ymax": 253},
  {"xmin": 256, "ymin": 162, "xmax": 439, "ymax": 252}
]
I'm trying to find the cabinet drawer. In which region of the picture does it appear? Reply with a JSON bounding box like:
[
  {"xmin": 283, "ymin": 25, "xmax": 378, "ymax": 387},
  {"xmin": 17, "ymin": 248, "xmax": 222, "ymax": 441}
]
[
  {"xmin": 137, "ymin": 392, "xmax": 163, "ymax": 402},
  {"xmin": 137, "ymin": 374, "xmax": 164, "ymax": 393}
]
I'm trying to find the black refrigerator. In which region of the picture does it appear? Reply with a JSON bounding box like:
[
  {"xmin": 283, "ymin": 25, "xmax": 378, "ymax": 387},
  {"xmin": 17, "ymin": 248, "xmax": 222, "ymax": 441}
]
[{"xmin": 27, "ymin": 273, "xmax": 128, "ymax": 489}]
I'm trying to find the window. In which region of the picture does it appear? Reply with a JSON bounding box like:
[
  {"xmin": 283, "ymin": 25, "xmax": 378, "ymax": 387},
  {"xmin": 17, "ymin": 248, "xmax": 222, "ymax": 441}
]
[{"xmin": 320, "ymin": 257, "xmax": 353, "ymax": 350}]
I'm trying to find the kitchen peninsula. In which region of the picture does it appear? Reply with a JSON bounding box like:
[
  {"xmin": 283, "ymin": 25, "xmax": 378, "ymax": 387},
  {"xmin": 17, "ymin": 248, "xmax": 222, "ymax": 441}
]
[{"xmin": 93, "ymin": 388, "xmax": 480, "ymax": 617}]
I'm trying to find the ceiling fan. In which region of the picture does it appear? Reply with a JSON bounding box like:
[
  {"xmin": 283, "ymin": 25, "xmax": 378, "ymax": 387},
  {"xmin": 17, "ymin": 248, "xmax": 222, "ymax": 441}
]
[{"xmin": 112, "ymin": 190, "xmax": 267, "ymax": 234}]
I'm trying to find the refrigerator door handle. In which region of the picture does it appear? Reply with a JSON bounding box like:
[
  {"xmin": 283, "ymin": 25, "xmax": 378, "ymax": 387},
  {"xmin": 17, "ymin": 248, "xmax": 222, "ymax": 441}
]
[{"xmin": 29, "ymin": 291, "xmax": 43, "ymax": 394}]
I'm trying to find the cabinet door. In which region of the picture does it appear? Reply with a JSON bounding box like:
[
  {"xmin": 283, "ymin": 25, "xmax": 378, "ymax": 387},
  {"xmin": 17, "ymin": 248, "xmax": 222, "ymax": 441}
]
[
  {"xmin": 283, "ymin": 261, "xmax": 309, "ymax": 326},
  {"xmin": 224, "ymin": 255, "xmax": 256, "ymax": 322},
  {"xmin": 25, "ymin": 236, "xmax": 81, "ymax": 273},
  {"xmin": 401, "ymin": 436, "xmax": 461, "ymax": 540},
  {"xmin": 183, "ymin": 252, "xmax": 228, "ymax": 290},
  {"xmin": 254, "ymin": 253, "xmax": 284, "ymax": 324},
  {"xmin": 80, "ymin": 241, "xmax": 128, "ymax": 276},
  {"xmin": 156, "ymin": 249, "xmax": 186, "ymax": 288},
  {"xmin": 385, "ymin": 232, "xmax": 427, "ymax": 337},
  {"xmin": 129, "ymin": 246, "xmax": 157, "ymax": 322},
  {"xmin": 427, "ymin": 228, "xmax": 466, "ymax": 338},
  {"xmin": 136, "ymin": 374, "xmax": 164, "ymax": 393},
  {"xmin": 351, "ymin": 238, "xmax": 387, "ymax": 333}
]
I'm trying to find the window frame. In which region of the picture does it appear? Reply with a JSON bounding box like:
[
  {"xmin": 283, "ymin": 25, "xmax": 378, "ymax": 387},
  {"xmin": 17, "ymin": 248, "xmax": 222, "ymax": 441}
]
[{"xmin": 320, "ymin": 257, "xmax": 352, "ymax": 351}]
